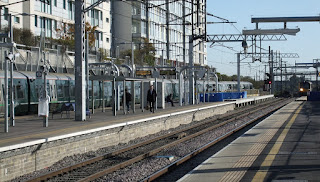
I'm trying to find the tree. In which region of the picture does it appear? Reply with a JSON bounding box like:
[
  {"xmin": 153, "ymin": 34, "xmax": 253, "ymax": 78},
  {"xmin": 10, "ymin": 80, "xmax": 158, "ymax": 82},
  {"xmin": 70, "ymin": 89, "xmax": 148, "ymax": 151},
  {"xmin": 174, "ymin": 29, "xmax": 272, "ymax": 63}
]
[
  {"xmin": 99, "ymin": 48, "xmax": 111, "ymax": 62},
  {"xmin": 12, "ymin": 28, "xmax": 36, "ymax": 46},
  {"xmin": 54, "ymin": 21, "xmax": 97, "ymax": 51},
  {"xmin": 120, "ymin": 38, "xmax": 156, "ymax": 66}
]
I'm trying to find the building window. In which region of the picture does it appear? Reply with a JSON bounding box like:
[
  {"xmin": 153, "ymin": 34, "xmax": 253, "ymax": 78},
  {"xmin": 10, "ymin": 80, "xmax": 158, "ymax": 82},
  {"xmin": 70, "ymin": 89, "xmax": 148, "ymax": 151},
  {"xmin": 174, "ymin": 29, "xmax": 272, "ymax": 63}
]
[
  {"xmin": 106, "ymin": 18, "xmax": 109, "ymax": 23},
  {"xmin": 54, "ymin": 20, "xmax": 57, "ymax": 30},
  {"xmin": 106, "ymin": 37, "xmax": 109, "ymax": 42},
  {"xmin": 4, "ymin": 8, "xmax": 8, "ymax": 21},
  {"xmin": 68, "ymin": 1, "xmax": 74, "ymax": 20},
  {"xmin": 141, "ymin": 21, "xmax": 146, "ymax": 35},
  {"xmin": 40, "ymin": 0, "xmax": 52, "ymax": 14},
  {"xmin": 35, "ymin": 15, "xmax": 38, "ymax": 27},
  {"xmin": 14, "ymin": 17, "xmax": 20, "ymax": 23},
  {"xmin": 54, "ymin": 0, "xmax": 57, "ymax": 7},
  {"xmin": 63, "ymin": 0, "xmax": 66, "ymax": 9}
]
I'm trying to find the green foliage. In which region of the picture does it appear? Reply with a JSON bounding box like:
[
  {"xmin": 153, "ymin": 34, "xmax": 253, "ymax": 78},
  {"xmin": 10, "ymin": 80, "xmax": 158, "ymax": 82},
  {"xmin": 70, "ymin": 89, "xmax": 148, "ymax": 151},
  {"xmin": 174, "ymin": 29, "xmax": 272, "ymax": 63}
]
[
  {"xmin": 119, "ymin": 38, "xmax": 156, "ymax": 66},
  {"xmin": 114, "ymin": 58, "xmax": 124, "ymax": 65},
  {"xmin": 99, "ymin": 48, "xmax": 110, "ymax": 62},
  {"xmin": 217, "ymin": 72, "xmax": 264, "ymax": 89},
  {"xmin": 12, "ymin": 28, "xmax": 36, "ymax": 46},
  {"xmin": 54, "ymin": 22, "xmax": 97, "ymax": 51}
]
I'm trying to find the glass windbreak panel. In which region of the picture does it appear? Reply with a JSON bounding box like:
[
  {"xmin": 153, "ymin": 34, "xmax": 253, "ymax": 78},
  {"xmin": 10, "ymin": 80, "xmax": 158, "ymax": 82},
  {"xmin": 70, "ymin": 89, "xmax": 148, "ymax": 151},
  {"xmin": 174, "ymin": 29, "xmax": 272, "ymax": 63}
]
[{"xmin": 94, "ymin": 83, "xmax": 99, "ymax": 97}]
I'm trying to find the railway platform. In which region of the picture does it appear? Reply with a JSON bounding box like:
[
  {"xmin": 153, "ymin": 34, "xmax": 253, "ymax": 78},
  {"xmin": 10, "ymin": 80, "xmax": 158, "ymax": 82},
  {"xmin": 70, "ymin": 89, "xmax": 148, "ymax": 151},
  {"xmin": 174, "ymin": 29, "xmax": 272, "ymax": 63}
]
[
  {"xmin": 0, "ymin": 95, "xmax": 273, "ymax": 150},
  {"xmin": 0, "ymin": 95, "xmax": 273, "ymax": 181},
  {"xmin": 179, "ymin": 96, "xmax": 320, "ymax": 182}
]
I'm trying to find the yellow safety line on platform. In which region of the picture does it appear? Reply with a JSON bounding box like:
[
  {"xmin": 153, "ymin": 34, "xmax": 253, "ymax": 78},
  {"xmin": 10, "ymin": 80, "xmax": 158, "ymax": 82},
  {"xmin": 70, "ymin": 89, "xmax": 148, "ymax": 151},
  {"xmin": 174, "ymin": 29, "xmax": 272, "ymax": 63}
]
[{"xmin": 252, "ymin": 103, "xmax": 304, "ymax": 182}]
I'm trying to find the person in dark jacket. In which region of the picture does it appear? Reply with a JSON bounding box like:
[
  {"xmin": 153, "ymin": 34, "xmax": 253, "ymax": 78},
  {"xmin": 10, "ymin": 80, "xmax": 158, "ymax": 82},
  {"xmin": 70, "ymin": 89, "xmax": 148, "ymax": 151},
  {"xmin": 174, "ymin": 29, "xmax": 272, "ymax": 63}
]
[
  {"xmin": 124, "ymin": 89, "xmax": 132, "ymax": 112},
  {"xmin": 147, "ymin": 85, "xmax": 157, "ymax": 113}
]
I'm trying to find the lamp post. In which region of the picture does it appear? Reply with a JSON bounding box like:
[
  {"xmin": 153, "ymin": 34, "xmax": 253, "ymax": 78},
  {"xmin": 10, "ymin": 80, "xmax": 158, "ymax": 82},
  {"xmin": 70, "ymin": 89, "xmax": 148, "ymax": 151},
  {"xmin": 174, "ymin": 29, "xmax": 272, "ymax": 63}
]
[{"xmin": 8, "ymin": 14, "xmax": 15, "ymax": 127}]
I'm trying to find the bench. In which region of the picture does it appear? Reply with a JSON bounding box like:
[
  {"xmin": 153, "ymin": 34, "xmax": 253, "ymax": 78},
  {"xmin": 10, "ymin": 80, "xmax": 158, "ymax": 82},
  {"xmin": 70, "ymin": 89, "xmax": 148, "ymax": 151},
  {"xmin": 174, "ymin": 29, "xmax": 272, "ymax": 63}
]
[
  {"xmin": 61, "ymin": 103, "xmax": 75, "ymax": 118},
  {"xmin": 61, "ymin": 103, "xmax": 91, "ymax": 119},
  {"xmin": 49, "ymin": 103, "xmax": 60, "ymax": 119}
]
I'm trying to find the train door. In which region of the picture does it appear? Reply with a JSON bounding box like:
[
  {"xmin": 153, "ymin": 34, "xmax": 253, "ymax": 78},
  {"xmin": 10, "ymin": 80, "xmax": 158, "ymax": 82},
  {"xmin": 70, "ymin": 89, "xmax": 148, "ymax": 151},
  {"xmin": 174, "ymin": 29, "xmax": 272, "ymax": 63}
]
[
  {"xmin": 56, "ymin": 80, "xmax": 64, "ymax": 102},
  {"xmin": 50, "ymin": 80, "xmax": 57, "ymax": 102},
  {"xmin": 46, "ymin": 80, "xmax": 56, "ymax": 102},
  {"xmin": 14, "ymin": 79, "xmax": 29, "ymax": 115}
]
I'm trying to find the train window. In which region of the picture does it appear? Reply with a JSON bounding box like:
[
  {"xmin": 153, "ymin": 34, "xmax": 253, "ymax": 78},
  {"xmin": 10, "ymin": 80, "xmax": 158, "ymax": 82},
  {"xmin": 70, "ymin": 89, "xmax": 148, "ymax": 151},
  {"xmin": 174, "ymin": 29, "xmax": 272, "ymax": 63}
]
[
  {"xmin": 16, "ymin": 85, "xmax": 24, "ymax": 99},
  {"xmin": 54, "ymin": 85, "xmax": 57, "ymax": 98},
  {"xmin": 64, "ymin": 85, "xmax": 69, "ymax": 97},
  {"xmin": 1, "ymin": 84, "xmax": 4, "ymax": 100},
  {"xmin": 35, "ymin": 85, "xmax": 39, "ymax": 98},
  {"xmin": 46, "ymin": 83, "xmax": 50, "ymax": 97},
  {"xmin": 70, "ymin": 85, "xmax": 75, "ymax": 97},
  {"xmin": 57, "ymin": 85, "xmax": 63, "ymax": 98},
  {"xmin": 0, "ymin": 84, "xmax": 3, "ymax": 101},
  {"xmin": 50, "ymin": 85, "xmax": 53, "ymax": 99}
]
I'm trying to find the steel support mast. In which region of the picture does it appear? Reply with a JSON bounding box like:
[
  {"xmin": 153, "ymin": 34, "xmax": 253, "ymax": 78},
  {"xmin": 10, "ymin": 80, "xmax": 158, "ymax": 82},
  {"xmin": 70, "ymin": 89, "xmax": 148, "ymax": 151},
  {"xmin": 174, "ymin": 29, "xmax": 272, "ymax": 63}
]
[{"xmin": 75, "ymin": 0, "xmax": 86, "ymax": 121}]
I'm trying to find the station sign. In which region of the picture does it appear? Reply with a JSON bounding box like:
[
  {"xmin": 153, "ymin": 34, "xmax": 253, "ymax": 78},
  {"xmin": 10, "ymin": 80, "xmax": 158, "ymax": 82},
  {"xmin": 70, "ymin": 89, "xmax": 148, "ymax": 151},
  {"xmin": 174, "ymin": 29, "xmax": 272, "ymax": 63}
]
[
  {"xmin": 160, "ymin": 70, "xmax": 176, "ymax": 75},
  {"xmin": 136, "ymin": 70, "xmax": 152, "ymax": 76}
]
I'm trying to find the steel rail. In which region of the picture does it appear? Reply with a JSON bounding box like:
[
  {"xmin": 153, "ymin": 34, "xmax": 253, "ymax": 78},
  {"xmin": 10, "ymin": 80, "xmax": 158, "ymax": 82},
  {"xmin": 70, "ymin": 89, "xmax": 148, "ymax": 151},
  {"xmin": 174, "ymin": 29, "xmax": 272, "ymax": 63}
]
[
  {"xmin": 142, "ymin": 99, "xmax": 294, "ymax": 181},
  {"xmin": 77, "ymin": 99, "xmax": 287, "ymax": 182}
]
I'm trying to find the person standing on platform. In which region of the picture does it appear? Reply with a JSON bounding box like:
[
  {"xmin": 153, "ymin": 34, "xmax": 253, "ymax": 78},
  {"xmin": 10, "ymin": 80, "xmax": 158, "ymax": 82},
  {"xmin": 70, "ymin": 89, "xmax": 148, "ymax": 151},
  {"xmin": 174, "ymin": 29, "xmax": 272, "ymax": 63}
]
[
  {"xmin": 147, "ymin": 85, "xmax": 157, "ymax": 113},
  {"xmin": 125, "ymin": 89, "xmax": 132, "ymax": 113}
]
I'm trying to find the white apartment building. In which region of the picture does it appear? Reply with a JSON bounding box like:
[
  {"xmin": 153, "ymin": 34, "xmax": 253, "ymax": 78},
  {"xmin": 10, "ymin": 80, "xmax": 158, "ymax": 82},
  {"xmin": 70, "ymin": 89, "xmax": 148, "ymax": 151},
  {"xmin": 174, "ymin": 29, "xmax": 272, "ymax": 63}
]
[
  {"xmin": 0, "ymin": 0, "xmax": 112, "ymax": 53},
  {"xmin": 112, "ymin": 0, "xmax": 207, "ymax": 66}
]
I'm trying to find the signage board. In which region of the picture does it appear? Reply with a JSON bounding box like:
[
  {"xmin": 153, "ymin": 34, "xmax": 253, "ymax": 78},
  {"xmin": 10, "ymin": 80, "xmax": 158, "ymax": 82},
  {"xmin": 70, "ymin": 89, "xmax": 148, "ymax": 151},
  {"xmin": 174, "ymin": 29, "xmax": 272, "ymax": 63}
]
[
  {"xmin": 160, "ymin": 70, "xmax": 176, "ymax": 75},
  {"xmin": 136, "ymin": 70, "xmax": 152, "ymax": 76}
]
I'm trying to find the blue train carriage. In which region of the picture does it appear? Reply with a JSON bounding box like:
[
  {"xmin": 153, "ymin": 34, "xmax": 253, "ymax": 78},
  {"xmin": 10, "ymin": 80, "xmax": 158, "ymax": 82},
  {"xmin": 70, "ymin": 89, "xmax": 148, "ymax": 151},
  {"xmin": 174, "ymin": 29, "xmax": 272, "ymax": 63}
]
[{"xmin": 299, "ymin": 81, "xmax": 312, "ymax": 96}]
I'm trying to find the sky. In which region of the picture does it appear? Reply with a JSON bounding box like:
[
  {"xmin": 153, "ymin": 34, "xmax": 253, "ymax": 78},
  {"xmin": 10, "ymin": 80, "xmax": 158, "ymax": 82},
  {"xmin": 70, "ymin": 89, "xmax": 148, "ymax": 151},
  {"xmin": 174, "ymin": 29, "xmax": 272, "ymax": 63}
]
[{"xmin": 206, "ymin": 0, "xmax": 320, "ymax": 80}]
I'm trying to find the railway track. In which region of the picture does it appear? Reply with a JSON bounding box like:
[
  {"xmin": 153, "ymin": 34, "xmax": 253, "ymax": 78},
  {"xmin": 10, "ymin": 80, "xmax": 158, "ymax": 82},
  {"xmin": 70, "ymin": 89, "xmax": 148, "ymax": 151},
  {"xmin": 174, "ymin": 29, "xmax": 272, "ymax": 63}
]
[{"xmin": 24, "ymin": 98, "xmax": 293, "ymax": 182}]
